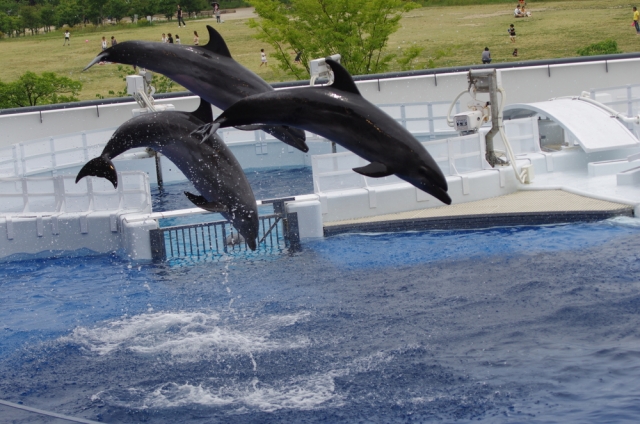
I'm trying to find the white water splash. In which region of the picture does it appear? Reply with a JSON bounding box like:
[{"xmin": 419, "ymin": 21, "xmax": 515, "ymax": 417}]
[
  {"xmin": 96, "ymin": 371, "xmax": 342, "ymax": 412},
  {"xmin": 63, "ymin": 310, "xmax": 310, "ymax": 360}
]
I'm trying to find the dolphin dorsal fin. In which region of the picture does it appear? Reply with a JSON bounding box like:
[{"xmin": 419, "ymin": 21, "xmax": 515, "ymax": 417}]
[
  {"xmin": 326, "ymin": 59, "xmax": 360, "ymax": 95},
  {"xmin": 191, "ymin": 98, "xmax": 214, "ymax": 123},
  {"xmin": 202, "ymin": 25, "xmax": 232, "ymax": 58}
]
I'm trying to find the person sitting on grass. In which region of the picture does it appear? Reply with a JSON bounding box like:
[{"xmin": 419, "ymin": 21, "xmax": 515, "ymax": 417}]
[
  {"xmin": 514, "ymin": 5, "xmax": 524, "ymax": 18},
  {"xmin": 482, "ymin": 47, "xmax": 492, "ymax": 64}
]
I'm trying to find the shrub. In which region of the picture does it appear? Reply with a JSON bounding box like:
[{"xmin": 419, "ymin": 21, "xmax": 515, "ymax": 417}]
[{"xmin": 577, "ymin": 39, "xmax": 621, "ymax": 56}]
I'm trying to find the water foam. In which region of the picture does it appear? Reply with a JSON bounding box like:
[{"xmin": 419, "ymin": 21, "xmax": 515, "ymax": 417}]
[
  {"xmin": 63, "ymin": 310, "xmax": 311, "ymax": 360},
  {"xmin": 95, "ymin": 372, "xmax": 341, "ymax": 412}
]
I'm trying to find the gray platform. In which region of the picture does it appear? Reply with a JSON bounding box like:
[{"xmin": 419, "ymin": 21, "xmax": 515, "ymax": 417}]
[{"xmin": 323, "ymin": 190, "xmax": 634, "ymax": 236}]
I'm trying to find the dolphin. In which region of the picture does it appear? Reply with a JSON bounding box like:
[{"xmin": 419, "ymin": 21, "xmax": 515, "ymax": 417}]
[
  {"xmin": 75, "ymin": 99, "xmax": 259, "ymax": 250},
  {"xmin": 83, "ymin": 25, "xmax": 308, "ymax": 153},
  {"xmin": 206, "ymin": 60, "xmax": 452, "ymax": 205}
]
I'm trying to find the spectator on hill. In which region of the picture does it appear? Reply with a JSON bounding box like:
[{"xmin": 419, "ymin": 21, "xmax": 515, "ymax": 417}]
[
  {"xmin": 175, "ymin": 34, "xmax": 181, "ymax": 44},
  {"xmin": 514, "ymin": 5, "xmax": 524, "ymax": 18},
  {"xmin": 513, "ymin": 48, "xmax": 518, "ymax": 57},
  {"xmin": 111, "ymin": 36, "xmax": 118, "ymax": 47},
  {"xmin": 101, "ymin": 36, "xmax": 108, "ymax": 51},
  {"xmin": 508, "ymin": 24, "xmax": 516, "ymax": 42},
  {"xmin": 214, "ymin": 3, "xmax": 221, "ymax": 23},
  {"xmin": 167, "ymin": 33, "xmax": 174, "ymax": 44},
  {"xmin": 260, "ymin": 49, "xmax": 268, "ymax": 67},
  {"xmin": 193, "ymin": 31, "xmax": 199, "ymax": 45},
  {"xmin": 482, "ymin": 47, "xmax": 492, "ymax": 64},
  {"xmin": 177, "ymin": 4, "xmax": 186, "ymax": 27},
  {"xmin": 63, "ymin": 30, "xmax": 70, "ymax": 46},
  {"xmin": 161, "ymin": 33, "xmax": 167, "ymax": 43},
  {"xmin": 634, "ymin": 7, "xmax": 640, "ymax": 34}
]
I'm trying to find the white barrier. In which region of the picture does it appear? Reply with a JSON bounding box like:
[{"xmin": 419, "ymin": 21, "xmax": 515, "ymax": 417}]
[
  {"xmin": 0, "ymin": 172, "xmax": 151, "ymax": 215},
  {"xmin": 312, "ymin": 133, "xmax": 487, "ymax": 194}
]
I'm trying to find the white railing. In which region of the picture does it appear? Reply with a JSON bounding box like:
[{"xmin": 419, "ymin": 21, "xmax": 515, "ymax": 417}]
[
  {"xmin": 377, "ymin": 100, "xmax": 461, "ymax": 140},
  {"xmin": 590, "ymin": 84, "xmax": 640, "ymax": 137},
  {"xmin": 1, "ymin": 100, "xmax": 467, "ymax": 179},
  {"xmin": 0, "ymin": 171, "xmax": 151, "ymax": 214},
  {"xmin": 500, "ymin": 116, "xmax": 541, "ymax": 155},
  {"xmin": 312, "ymin": 133, "xmax": 486, "ymax": 193},
  {"xmin": 311, "ymin": 116, "xmax": 541, "ymax": 193},
  {"xmin": 0, "ymin": 127, "xmax": 116, "ymax": 178}
]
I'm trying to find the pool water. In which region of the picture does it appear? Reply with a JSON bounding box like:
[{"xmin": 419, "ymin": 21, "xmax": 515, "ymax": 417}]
[{"xmin": 2, "ymin": 168, "xmax": 640, "ymax": 423}]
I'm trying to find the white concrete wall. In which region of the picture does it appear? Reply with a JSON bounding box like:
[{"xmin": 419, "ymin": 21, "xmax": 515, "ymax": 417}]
[{"xmin": 2, "ymin": 58, "xmax": 638, "ymax": 149}]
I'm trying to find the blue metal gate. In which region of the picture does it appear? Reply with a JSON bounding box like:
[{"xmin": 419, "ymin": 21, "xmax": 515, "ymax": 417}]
[{"xmin": 149, "ymin": 198, "xmax": 300, "ymax": 262}]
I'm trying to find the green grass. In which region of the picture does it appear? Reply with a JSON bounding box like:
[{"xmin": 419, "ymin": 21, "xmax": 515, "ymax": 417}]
[{"xmin": 1, "ymin": 0, "xmax": 638, "ymax": 102}]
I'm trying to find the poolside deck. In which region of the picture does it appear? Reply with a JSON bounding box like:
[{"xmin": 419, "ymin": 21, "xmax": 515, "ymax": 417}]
[{"xmin": 323, "ymin": 190, "xmax": 634, "ymax": 235}]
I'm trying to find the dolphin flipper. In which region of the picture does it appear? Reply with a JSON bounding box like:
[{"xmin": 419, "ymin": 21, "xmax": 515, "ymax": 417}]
[
  {"xmin": 353, "ymin": 162, "xmax": 394, "ymax": 178},
  {"xmin": 184, "ymin": 191, "xmax": 229, "ymax": 213},
  {"xmin": 76, "ymin": 156, "xmax": 118, "ymax": 188}
]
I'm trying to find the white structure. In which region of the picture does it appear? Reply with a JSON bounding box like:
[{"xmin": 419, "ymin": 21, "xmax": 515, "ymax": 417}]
[{"xmin": 2, "ymin": 55, "xmax": 640, "ymax": 261}]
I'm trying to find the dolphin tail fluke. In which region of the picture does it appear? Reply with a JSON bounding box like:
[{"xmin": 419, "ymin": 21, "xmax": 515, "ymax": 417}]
[
  {"xmin": 84, "ymin": 52, "xmax": 109, "ymax": 71},
  {"xmin": 191, "ymin": 122, "xmax": 221, "ymax": 144},
  {"xmin": 76, "ymin": 156, "xmax": 118, "ymax": 188}
]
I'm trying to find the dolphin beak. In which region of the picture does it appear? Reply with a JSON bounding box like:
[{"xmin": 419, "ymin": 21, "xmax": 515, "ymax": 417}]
[{"xmin": 84, "ymin": 53, "xmax": 108, "ymax": 71}]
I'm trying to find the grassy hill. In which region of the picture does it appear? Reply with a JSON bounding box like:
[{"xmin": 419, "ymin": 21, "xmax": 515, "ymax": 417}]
[{"xmin": 1, "ymin": 0, "xmax": 637, "ymax": 102}]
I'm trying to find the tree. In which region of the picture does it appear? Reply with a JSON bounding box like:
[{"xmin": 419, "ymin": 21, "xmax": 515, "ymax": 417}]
[
  {"xmin": 20, "ymin": 4, "xmax": 40, "ymax": 34},
  {"xmin": 107, "ymin": 0, "xmax": 129, "ymax": 23},
  {"xmin": 55, "ymin": 0, "xmax": 82, "ymax": 27},
  {"xmin": 181, "ymin": 0, "xmax": 208, "ymax": 17},
  {"xmin": 0, "ymin": 71, "xmax": 82, "ymax": 108},
  {"xmin": 248, "ymin": 0, "xmax": 418, "ymax": 80},
  {"xmin": 158, "ymin": 0, "xmax": 175, "ymax": 20},
  {"xmin": 40, "ymin": 3, "xmax": 56, "ymax": 32}
]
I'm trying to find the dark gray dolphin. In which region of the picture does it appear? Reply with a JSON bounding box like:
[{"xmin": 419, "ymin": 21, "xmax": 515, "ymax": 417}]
[
  {"xmin": 83, "ymin": 25, "xmax": 308, "ymax": 153},
  {"xmin": 75, "ymin": 99, "xmax": 259, "ymax": 250},
  {"xmin": 207, "ymin": 60, "xmax": 451, "ymax": 205}
]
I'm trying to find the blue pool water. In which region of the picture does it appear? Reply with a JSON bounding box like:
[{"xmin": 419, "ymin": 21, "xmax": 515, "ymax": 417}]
[{"xmin": 2, "ymin": 169, "xmax": 640, "ymax": 423}]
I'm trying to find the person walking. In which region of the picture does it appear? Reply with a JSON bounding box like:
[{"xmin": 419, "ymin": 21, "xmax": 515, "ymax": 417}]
[
  {"xmin": 508, "ymin": 24, "xmax": 516, "ymax": 42},
  {"xmin": 481, "ymin": 47, "xmax": 492, "ymax": 64},
  {"xmin": 63, "ymin": 30, "xmax": 70, "ymax": 46},
  {"xmin": 177, "ymin": 5, "xmax": 186, "ymax": 27},
  {"xmin": 260, "ymin": 49, "xmax": 268, "ymax": 67},
  {"xmin": 193, "ymin": 31, "xmax": 199, "ymax": 45},
  {"xmin": 214, "ymin": 3, "xmax": 221, "ymax": 23},
  {"xmin": 101, "ymin": 36, "xmax": 108, "ymax": 51},
  {"xmin": 634, "ymin": 7, "xmax": 640, "ymax": 34}
]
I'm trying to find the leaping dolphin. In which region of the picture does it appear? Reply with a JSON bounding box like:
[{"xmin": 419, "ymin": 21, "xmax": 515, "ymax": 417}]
[
  {"xmin": 83, "ymin": 25, "xmax": 308, "ymax": 153},
  {"xmin": 205, "ymin": 60, "xmax": 452, "ymax": 205},
  {"xmin": 76, "ymin": 99, "xmax": 260, "ymax": 250}
]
